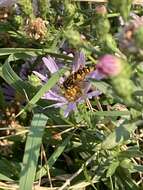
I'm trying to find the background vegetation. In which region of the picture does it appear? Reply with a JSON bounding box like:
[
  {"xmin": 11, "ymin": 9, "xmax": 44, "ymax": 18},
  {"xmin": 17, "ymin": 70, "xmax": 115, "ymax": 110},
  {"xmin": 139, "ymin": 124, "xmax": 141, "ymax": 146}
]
[{"xmin": 0, "ymin": 0, "xmax": 143, "ymax": 189}]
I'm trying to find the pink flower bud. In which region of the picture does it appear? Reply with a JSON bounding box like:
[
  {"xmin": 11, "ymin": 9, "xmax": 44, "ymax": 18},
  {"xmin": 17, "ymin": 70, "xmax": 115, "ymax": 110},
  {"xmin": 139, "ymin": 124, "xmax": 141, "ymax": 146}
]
[
  {"xmin": 95, "ymin": 5, "xmax": 107, "ymax": 16},
  {"xmin": 96, "ymin": 55, "xmax": 122, "ymax": 77}
]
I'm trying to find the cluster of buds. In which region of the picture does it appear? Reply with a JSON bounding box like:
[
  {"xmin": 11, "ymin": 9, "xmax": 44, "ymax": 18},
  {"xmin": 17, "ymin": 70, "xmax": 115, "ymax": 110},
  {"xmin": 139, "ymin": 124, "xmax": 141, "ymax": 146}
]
[
  {"xmin": 25, "ymin": 17, "xmax": 47, "ymax": 40},
  {"xmin": 118, "ymin": 14, "xmax": 143, "ymax": 54}
]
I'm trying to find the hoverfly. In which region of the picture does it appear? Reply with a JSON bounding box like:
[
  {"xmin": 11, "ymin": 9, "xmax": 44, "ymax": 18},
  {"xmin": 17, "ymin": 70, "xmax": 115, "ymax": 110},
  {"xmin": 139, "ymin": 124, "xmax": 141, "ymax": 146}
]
[{"xmin": 62, "ymin": 65, "xmax": 95, "ymax": 102}]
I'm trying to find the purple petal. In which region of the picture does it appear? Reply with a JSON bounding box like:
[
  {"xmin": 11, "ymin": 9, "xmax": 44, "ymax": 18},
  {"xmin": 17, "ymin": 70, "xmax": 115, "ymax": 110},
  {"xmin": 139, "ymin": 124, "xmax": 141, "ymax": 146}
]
[
  {"xmin": 42, "ymin": 56, "xmax": 59, "ymax": 73},
  {"xmin": 64, "ymin": 102, "xmax": 77, "ymax": 117},
  {"xmin": 33, "ymin": 71, "xmax": 48, "ymax": 82},
  {"xmin": 83, "ymin": 83, "xmax": 92, "ymax": 93},
  {"xmin": 45, "ymin": 102, "xmax": 67, "ymax": 108},
  {"xmin": 88, "ymin": 70, "xmax": 106, "ymax": 80},
  {"xmin": 87, "ymin": 90, "xmax": 102, "ymax": 99},
  {"xmin": 59, "ymin": 76, "xmax": 64, "ymax": 84},
  {"xmin": 43, "ymin": 90, "xmax": 67, "ymax": 102},
  {"xmin": 72, "ymin": 52, "xmax": 86, "ymax": 72},
  {"xmin": 77, "ymin": 90, "xmax": 101, "ymax": 103}
]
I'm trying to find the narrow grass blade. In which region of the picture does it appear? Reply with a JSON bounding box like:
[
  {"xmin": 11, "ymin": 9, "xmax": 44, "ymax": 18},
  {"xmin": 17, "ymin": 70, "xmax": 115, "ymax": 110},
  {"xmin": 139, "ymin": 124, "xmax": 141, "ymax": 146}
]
[
  {"xmin": 0, "ymin": 48, "xmax": 72, "ymax": 60},
  {"xmin": 19, "ymin": 113, "xmax": 48, "ymax": 190}
]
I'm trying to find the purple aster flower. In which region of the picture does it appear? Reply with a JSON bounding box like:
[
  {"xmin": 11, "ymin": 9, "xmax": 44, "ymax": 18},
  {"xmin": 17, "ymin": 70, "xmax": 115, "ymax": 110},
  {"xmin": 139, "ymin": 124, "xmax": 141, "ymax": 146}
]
[
  {"xmin": 33, "ymin": 52, "xmax": 101, "ymax": 117},
  {"xmin": 90, "ymin": 54, "xmax": 122, "ymax": 80}
]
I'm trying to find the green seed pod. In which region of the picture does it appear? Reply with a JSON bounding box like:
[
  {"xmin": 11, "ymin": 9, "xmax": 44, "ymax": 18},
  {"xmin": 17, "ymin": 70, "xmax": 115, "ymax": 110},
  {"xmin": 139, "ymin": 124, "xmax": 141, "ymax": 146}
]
[
  {"xmin": 94, "ymin": 5, "xmax": 110, "ymax": 38},
  {"xmin": 38, "ymin": 0, "xmax": 50, "ymax": 19},
  {"xmin": 19, "ymin": 0, "xmax": 34, "ymax": 18},
  {"xmin": 64, "ymin": 30, "xmax": 82, "ymax": 47},
  {"xmin": 112, "ymin": 77, "xmax": 134, "ymax": 103},
  {"xmin": 65, "ymin": 3, "xmax": 76, "ymax": 17},
  {"xmin": 96, "ymin": 19, "xmax": 110, "ymax": 38},
  {"xmin": 14, "ymin": 15, "xmax": 24, "ymax": 27}
]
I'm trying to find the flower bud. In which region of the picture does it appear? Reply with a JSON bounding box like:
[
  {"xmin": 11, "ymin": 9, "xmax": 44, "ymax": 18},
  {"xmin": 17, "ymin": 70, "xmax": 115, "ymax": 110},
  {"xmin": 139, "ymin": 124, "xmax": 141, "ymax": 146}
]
[
  {"xmin": 38, "ymin": 0, "xmax": 50, "ymax": 19},
  {"xmin": 64, "ymin": 30, "xmax": 83, "ymax": 47},
  {"xmin": 28, "ymin": 74, "xmax": 42, "ymax": 87},
  {"xmin": 19, "ymin": 0, "xmax": 34, "ymax": 18},
  {"xmin": 95, "ymin": 54, "xmax": 134, "ymax": 103},
  {"xmin": 65, "ymin": 3, "xmax": 76, "ymax": 17},
  {"xmin": 95, "ymin": 8, "xmax": 110, "ymax": 38},
  {"xmin": 95, "ymin": 5, "xmax": 107, "ymax": 16},
  {"xmin": 96, "ymin": 54, "xmax": 122, "ymax": 77}
]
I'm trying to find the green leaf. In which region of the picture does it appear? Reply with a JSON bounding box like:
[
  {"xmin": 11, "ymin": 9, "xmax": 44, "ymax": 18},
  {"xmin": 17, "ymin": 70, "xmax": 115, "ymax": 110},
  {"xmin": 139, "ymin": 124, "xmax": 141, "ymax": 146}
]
[
  {"xmin": 117, "ymin": 167, "xmax": 140, "ymax": 190},
  {"xmin": 0, "ymin": 173, "xmax": 14, "ymax": 182},
  {"xmin": 35, "ymin": 135, "xmax": 72, "ymax": 180},
  {"xmin": 90, "ymin": 80, "xmax": 114, "ymax": 95},
  {"xmin": 101, "ymin": 122, "xmax": 137, "ymax": 150},
  {"xmin": 19, "ymin": 113, "xmax": 48, "ymax": 190},
  {"xmin": 119, "ymin": 148, "xmax": 143, "ymax": 159},
  {"xmin": 0, "ymin": 158, "xmax": 20, "ymax": 180},
  {"xmin": 106, "ymin": 160, "xmax": 119, "ymax": 177},
  {"xmin": 133, "ymin": 165, "xmax": 143, "ymax": 172}
]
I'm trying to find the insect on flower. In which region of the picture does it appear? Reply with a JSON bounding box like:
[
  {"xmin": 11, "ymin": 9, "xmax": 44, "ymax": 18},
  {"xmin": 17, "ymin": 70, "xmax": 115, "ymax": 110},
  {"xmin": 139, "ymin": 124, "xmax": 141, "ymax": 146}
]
[
  {"xmin": 62, "ymin": 65, "xmax": 95, "ymax": 101},
  {"xmin": 33, "ymin": 52, "xmax": 101, "ymax": 117}
]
